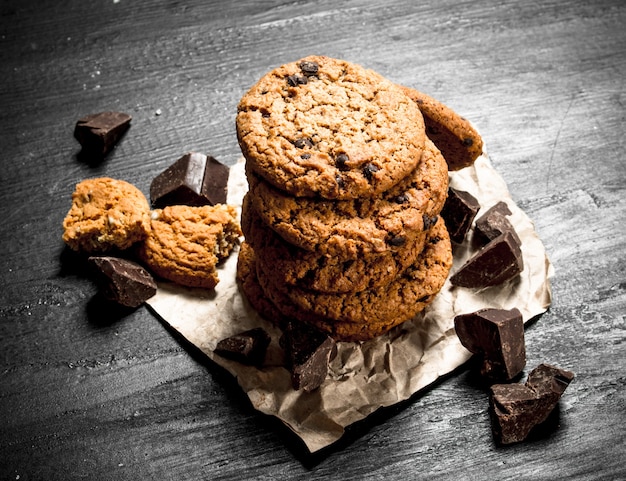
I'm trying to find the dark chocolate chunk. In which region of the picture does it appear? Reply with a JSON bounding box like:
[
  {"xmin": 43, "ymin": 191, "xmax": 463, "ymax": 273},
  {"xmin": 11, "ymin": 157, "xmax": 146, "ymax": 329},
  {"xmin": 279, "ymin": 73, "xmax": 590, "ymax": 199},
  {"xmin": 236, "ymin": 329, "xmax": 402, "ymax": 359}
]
[
  {"xmin": 150, "ymin": 152, "xmax": 229, "ymax": 208},
  {"xmin": 335, "ymin": 153, "xmax": 349, "ymax": 170},
  {"xmin": 74, "ymin": 111, "xmax": 132, "ymax": 157},
  {"xmin": 362, "ymin": 163, "xmax": 380, "ymax": 180},
  {"xmin": 388, "ymin": 235, "xmax": 406, "ymax": 247},
  {"xmin": 422, "ymin": 214, "xmax": 439, "ymax": 231},
  {"xmin": 454, "ymin": 308, "xmax": 525, "ymax": 381},
  {"xmin": 474, "ymin": 201, "xmax": 517, "ymax": 245},
  {"xmin": 440, "ymin": 187, "xmax": 480, "ymax": 244},
  {"xmin": 490, "ymin": 363, "xmax": 575, "ymax": 445},
  {"xmin": 287, "ymin": 75, "xmax": 308, "ymax": 86},
  {"xmin": 335, "ymin": 174, "xmax": 345, "ymax": 188},
  {"xmin": 450, "ymin": 231, "xmax": 523, "ymax": 288},
  {"xmin": 394, "ymin": 193, "xmax": 409, "ymax": 204},
  {"xmin": 214, "ymin": 328, "xmax": 271, "ymax": 366},
  {"xmin": 280, "ymin": 322, "xmax": 337, "ymax": 392},
  {"xmin": 293, "ymin": 137, "xmax": 314, "ymax": 149},
  {"xmin": 88, "ymin": 256, "xmax": 156, "ymax": 308},
  {"xmin": 299, "ymin": 61, "xmax": 319, "ymax": 76}
]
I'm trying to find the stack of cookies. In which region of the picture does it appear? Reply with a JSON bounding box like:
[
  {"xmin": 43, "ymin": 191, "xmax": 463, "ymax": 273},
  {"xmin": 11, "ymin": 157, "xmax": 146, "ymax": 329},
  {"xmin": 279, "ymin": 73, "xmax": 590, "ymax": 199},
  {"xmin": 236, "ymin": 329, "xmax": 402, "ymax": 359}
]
[{"xmin": 235, "ymin": 55, "xmax": 476, "ymax": 342}]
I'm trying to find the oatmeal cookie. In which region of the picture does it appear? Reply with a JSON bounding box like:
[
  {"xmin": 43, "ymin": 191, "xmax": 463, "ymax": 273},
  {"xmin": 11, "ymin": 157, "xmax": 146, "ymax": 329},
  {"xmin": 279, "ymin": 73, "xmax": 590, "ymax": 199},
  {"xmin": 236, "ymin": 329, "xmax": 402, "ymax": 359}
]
[
  {"xmin": 62, "ymin": 177, "xmax": 150, "ymax": 253},
  {"xmin": 242, "ymin": 196, "xmax": 431, "ymax": 293},
  {"xmin": 399, "ymin": 86, "xmax": 483, "ymax": 171},
  {"xmin": 244, "ymin": 138, "xmax": 448, "ymax": 258},
  {"xmin": 138, "ymin": 204, "xmax": 241, "ymax": 289},
  {"xmin": 249, "ymin": 217, "xmax": 452, "ymax": 341},
  {"xmin": 236, "ymin": 55, "xmax": 426, "ymax": 199}
]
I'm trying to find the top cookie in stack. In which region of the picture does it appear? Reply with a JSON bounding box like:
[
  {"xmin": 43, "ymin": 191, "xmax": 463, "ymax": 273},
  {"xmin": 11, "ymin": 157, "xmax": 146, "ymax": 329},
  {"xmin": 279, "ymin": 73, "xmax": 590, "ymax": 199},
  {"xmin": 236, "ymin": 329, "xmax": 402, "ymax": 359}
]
[{"xmin": 235, "ymin": 55, "xmax": 455, "ymax": 342}]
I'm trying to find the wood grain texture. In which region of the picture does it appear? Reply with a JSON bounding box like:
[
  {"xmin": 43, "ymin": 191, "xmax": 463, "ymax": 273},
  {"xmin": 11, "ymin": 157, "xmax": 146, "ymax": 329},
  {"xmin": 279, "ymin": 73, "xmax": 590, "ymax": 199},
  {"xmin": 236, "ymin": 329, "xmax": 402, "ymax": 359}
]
[{"xmin": 1, "ymin": 0, "xmax": 624, "ymax": 479}]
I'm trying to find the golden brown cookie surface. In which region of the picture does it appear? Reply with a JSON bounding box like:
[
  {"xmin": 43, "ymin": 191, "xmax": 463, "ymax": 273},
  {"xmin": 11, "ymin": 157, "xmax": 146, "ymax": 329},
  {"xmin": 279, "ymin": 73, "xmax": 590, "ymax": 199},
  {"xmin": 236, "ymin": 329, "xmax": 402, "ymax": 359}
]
[
  {"xmin": 399, "ymin": 86, "xmax": 483, "ymax": 171},
  {"xmin": 236, "ymin": 55, "xmax": 426, "ymax": 199},
  {"xmin": 242, "ymin": 197, "xmax": 430, "ymax": 294},
  {"xmin": 139, "ymin": 204, "xmax": 241, "ymax": 289},
  {"xmin": 239, "ymin": 218, "xmax": 452, "ymax": 341},
  {"xmin": 62, "ymin": 177, "xmax": 150, "ymax": 253},
  {"xmin": 244, "ymin": 138, "xmax": 448, "ymax": 258}
]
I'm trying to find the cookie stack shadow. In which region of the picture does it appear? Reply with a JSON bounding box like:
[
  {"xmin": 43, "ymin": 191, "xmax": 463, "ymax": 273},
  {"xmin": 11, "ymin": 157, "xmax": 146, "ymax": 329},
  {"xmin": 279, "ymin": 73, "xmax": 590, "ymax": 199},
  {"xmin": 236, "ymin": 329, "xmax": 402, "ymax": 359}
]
[{"xmin": 235, "ymin": 56, "xmax": 467, "ymax": 342}]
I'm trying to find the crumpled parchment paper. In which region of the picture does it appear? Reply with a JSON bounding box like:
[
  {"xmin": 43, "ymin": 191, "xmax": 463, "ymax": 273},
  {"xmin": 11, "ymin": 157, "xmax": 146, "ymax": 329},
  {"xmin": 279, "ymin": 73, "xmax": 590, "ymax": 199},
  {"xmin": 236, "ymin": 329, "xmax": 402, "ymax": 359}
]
[{"xmin": 146, "ymin": 150, "xmax": 553, "ymax": 453}]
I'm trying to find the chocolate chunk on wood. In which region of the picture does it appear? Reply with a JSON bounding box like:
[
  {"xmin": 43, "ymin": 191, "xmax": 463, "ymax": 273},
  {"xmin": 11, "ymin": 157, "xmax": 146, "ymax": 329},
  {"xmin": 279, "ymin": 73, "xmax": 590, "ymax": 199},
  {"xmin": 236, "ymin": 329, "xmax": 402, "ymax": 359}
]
[
  {"xmin": 441, "ymin": 187, "xmax": 481, "ymax": 244},
  {"xmin": 490, "ymin": 363, "xmax": 575, "ymax": 445},
  {"xmin": 214, "ymin": 328, "xmax": 271, "ymax": 366},
  {"xmin": 280, "ymin": 322, "xmax": 337, "ymax": 392},
  {"xmin": 89, "ymin": 256, "xmax": 156, "ymax": 307},
  {"xmin": 74, "ymin": 112, "xmax": 132, "ymax": 156},
  {"xmin": 150, "ymin": 152, "xmax": 229, "ymax": 208},
  {"xmin": 450, "ymin": 231, "xmax": 523, "ymax": 288},
  {"xmin": 474, "ymin": 201, "xmax": 518, "ymax": 245},
  {"xmin": 454, "ymin": 308, "xmax": 525, "ymax": 381}
]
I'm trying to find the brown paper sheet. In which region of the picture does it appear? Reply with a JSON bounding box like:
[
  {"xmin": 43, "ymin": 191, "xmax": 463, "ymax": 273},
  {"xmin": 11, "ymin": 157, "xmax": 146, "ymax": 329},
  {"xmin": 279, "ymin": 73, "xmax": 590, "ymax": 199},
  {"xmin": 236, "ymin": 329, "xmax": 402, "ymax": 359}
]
[{"xmin": 145, "ymin": 151, "xmax": 553, "ymax": 453}]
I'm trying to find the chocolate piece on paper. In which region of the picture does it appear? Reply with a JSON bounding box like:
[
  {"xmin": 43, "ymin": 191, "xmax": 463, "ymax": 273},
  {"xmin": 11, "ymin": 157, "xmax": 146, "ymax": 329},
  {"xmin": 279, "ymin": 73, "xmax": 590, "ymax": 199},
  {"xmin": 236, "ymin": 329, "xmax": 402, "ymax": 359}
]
[
  {"xmin": 214, "ymin": 328, "xmax": 271, "ymax": 366},
  {"xmin": 74, "ymin": 112, "xmax": 132, "ymax": 157},
  {"xmin": 450, "ymin": 231, "xmax": 523, "ymax": 288},
  {"xmin": 441, "ymin": 187, "xmax": 481, "ymax": 244},
  {"xmin": 150, "ymin": 152, "xmax": 229, "ymax": 208},
  {"xmin": 280, "ymin": 322, "xmax": 337, "ymax": 392},
  {"xmin": 89, "ymin": 256, "xmax": 156, "ymax": 307},
  {"xmin": 474, "ymin": 201, "xmax": 518, "ymax": 245},
  {"xmin": 454, "ymin": 308, "xmax": 525, "ymax": 381},
  {"xmin": 490, "ymin": 363, "xmax": 575, "ymax": 445}
]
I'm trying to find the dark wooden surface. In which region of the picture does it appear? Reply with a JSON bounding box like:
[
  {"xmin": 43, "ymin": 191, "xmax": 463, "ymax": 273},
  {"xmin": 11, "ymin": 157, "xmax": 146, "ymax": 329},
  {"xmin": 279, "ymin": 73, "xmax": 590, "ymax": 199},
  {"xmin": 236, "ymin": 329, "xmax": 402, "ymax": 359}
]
[{"xmin": 1, "ymin": 0, "xmax": 625, "ymax": 479}]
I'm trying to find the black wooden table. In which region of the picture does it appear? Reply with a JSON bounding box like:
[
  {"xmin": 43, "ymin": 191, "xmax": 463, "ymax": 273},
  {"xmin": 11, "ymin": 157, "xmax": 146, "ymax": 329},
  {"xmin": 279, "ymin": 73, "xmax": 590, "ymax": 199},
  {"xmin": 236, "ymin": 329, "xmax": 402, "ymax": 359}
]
[{"xmin": 1, "ymin": 1, "xmax": 624, "ymax": 479}]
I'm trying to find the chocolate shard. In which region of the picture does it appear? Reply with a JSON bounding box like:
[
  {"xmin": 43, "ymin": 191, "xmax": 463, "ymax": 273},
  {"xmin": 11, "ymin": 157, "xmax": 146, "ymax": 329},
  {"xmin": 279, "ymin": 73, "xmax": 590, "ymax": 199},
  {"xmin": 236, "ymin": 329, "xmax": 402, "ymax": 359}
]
[
  {"xmin": 454, "ymin": 308, "xmax": 525, "ymax": 381},
  {"xmin": 526, "ymin": 363, "xmax": 575, "ymax": 397},
  {"xmin": 74, "ymin": 111, "xmax": 132, "ymax": 157},
  {"xmin": 88, "ymin": 256, "xmax": 156, "ymax": 307},
  {"xmin": 489, "ymin": 363, "xmax": 575, "ymax": 445},
  {"xmin": 450, "ymin": 230, "xmax": 523, "ymax": 288},
  {"xmin": 150, "ymin": 152, "xmax": 229, "ymax": 208},
  {"xmin": 214, "ymin": 328, "xmax": 271, "ymax": 366},
  {"xmin": 280, "ymin": 322, "xmax": 337, "ymax": 392},
  {"xmin": 474, "ymin": 201, "xmax": 519, "ymax": 246},
  {"xmin": 441, "ymin": 187, "xmax": 481, "ymax": 244}
]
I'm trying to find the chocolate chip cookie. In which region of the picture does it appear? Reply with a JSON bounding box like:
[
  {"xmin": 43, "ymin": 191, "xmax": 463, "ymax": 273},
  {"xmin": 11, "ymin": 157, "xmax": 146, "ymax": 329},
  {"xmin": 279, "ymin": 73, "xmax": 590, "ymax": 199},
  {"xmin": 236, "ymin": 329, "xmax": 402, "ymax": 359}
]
[
  {"xmin": 242, "ymin": 195, "xmax": 431, "ymax": 293},
  {"xmin": 240, "ymin": 217, "xmax": 452, "ymax": 341},
  {"xmin": 399, "ymin": 86, "xmax": 483, "ymax": 171},
  {"xmin": 236, "ymin": 55, "xmax": 426, "ymax": 199},
  {"xmin": 244, "ymin": 138, "xmax": 448, "ymax": 258},
  {"xmin": 62, "ymin": 177, "xmax": 151, "ymax": 253},
  {"xmin": 138, "ymin": 204, "xmax": 241, "ymax": 289}
]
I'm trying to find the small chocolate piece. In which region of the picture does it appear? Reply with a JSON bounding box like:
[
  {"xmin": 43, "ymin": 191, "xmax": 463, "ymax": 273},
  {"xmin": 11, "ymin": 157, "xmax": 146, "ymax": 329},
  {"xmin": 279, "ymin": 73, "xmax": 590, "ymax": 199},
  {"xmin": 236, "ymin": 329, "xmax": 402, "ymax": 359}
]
[
  {"xmin": 362, "ymin": 163, "xmax": 380, "ymax": 180},
  {"xmin": 74, "ymin": 111, "xmax": 132, "ymax": 157},
  {"xmin": 490, "ymin": 363, "xmax": 575, "ymax": 444},
  {"xmin": 450, "ymin": 231, "xmax": 523, "ymax": 288},
  {"xmin": 280, "ymin": 322, "xmax": 337, "ymax": 392},
  {"xmin": 150, "ymin": 152, "xmax": 229, "ymax": 208},
  {"xmin": 287, "ymin": 75, "xmax": 308, "ymax": 86},
  {"xmin": 89, "ymin": 256, "xmax": 156, "ymax": 307},
  {"xmin": 474, "ymin": 201, "xmax": 518, "ymax": 245},
  {"xmin": 293, "ymin": 137, "xmax": 314, "ymax": 149},
  {"xmin": 423, "ymin": 214, "xmax": 439, "ymax": 231},
  {"xmin": 299, "ymin": 61, "xmax": 319, "ymax": 76},
  {"xmin": 214, "ymin": 328, "xmax": 271, "ymax": 366},
  {"xmin": 440, "ymin": 187, "xmax": 480, "ymax": 244},
  {"xmin": 454, "ymin": 308, "xmax": 525, "ymax": 381},
  {"xmin": 335, "ymin": 153, "xmax": 349, "ymax": 170}
]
